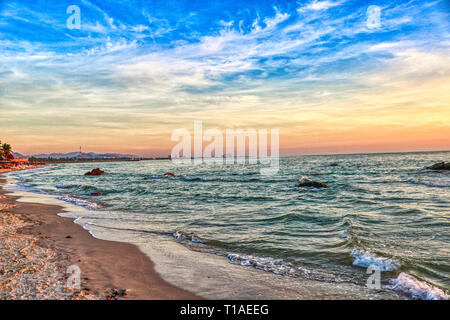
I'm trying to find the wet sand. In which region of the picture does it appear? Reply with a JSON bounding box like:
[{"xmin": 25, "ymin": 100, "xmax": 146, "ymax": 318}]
[{"xmin": 0, "ymin": 173, "xmax": 201, "ymax": 300}]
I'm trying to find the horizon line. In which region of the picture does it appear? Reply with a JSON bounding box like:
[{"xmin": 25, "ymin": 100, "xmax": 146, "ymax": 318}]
[{"xmin": 15, "ymin": 149, "xmax": 450, "ymax": 158}]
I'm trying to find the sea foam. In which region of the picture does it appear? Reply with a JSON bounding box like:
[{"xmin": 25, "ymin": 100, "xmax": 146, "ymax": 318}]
[
  {"xmin": 407, "ymin": 177, "xmax": 450, "ymax": 187},
  {"xmin": 227, "ymin": 253, "xmax": 300, "ymax": 276},
  {"xmin": 350, "ymin": 250, "xmax": 398, "ymax": 271},
  {"xmin": 58, "ymin": 195, "xmax": 101, "ymax": 210},
  {"xmin": 388, "ymin": 273, "xmax": 449, "ymax": 300}
]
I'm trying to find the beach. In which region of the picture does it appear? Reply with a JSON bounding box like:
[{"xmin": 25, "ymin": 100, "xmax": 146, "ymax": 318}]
[{"xmin": 0, "ymin": 169, "xmax": 200, "ymax": 300}]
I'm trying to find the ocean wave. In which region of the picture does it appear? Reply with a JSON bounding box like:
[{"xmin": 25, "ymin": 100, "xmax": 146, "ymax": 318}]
[
  {"xmin": 227, "ymin": 253, "xmax": 304, "ymax": 277},
  {"xmin": 350, "ymin": 250, "xmax": 398, "ymax": 271},
  {"xmin": 173, "ymin": 231, "xmax": 203, "ymax": 243},
  {"xmin": 232, "ymin": 172, "xmax": 259, "ymax": 176},
  {"xmin": 18, "ymin": 166, "xmax": 55, "ymax": 174},
  {"xmin": 225, "ymin": 253, "xmax": 344, "ymax": 283},
  {"xmin": 56, "ymin": 183, "xmax": 71, "ymax": 189},
  {"xmin": 148, "ymin": 175, "xmax": 213, "ymax": 182},
  {"xmin": 407, "ymin": 177, "xmax": 450, "ymax": 187},
  {"xmin": 58, "ymin": 195, "xmax": 102, "ymax": 210},
  {"xmin": 5, "ymin": 182, "xmax": 48, "ymax": 194},
  {"xmin": 388, "ymin": 273, "xmax": 449, "ymax": 300}
]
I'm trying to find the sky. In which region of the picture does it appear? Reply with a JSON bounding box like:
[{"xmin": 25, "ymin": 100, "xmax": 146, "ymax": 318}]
[{"xmin": 0, "ymin": 0, "xmax": 449, "ymax": 156}]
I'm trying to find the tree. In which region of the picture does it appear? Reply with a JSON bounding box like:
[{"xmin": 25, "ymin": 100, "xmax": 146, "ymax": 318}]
[
  {"xmin": 2, "ymin": 143, "xmax": 13, "ymax": 160},
  {"xmin": 0, "ymin": 140, "xmax": 3, "ymax": 161}
]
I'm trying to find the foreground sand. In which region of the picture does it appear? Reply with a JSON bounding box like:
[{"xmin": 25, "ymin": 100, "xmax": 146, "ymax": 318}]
[{"xmin": 0, "ymin": 173, "xmax": 200, "ymax": 300}]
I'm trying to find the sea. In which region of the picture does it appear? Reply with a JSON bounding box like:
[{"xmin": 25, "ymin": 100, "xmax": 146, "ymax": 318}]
[{"xmin": 4, "ymin": 151, "xmax": 449, "ymax": 300}]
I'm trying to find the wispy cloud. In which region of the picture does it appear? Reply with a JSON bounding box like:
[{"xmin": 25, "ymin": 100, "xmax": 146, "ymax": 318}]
[{"xmin": 301, "ymin": 0, "xmax": 345, "ymax": 11}]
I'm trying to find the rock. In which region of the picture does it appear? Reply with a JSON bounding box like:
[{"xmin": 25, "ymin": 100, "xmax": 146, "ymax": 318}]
[
  {"xmin": 65, "ymin": 235, "xmax": 72, "ymax": 239},
  {"xmin": 84, "ymin": 168, "xmax": 105, "ymax": 176},
  {"xmin": 164, "ymin": 172, "xmax": 176, "ymax": 177},
  {"xmin": 298, "ymin": 177, "xmax": 330, "ymax": 189},
  {"xmin": 90, "ymin": 192, "xmax": 102, "ymax": 196},
  {"xmin": 329, "ymin": 163, "xmax": 339, "ymax": 167},
  {"xmin": 106, "ymin": 288, "xmax": 128, "ymax": 300},
  {"xmin": 427, "ymin": 162, "xmax": 450, "ymax": 171}
]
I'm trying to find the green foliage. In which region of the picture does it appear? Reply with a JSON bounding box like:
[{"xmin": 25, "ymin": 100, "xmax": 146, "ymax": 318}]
[
  {"xmin": 0, "ymin": 139, "xmax": 13, "ymax": 160},
  {"xmin": 0, "ymin": 139, "xmax": 3, "ymax": 160}
]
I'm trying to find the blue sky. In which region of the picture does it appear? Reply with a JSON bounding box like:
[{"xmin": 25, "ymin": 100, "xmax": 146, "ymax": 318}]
[{"xmin": 0, "ymin": 0, "xmax": 449, "ymax": 155}]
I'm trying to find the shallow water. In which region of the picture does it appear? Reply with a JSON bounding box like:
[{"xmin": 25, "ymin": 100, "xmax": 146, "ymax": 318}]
[{"xmin": 5, "ymin": 151, "xmax": 450, "ymax": 299}]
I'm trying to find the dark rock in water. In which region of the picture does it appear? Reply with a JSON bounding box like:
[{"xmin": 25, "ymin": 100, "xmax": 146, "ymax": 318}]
[
  {"xmin": 427, "ymin": 162, "xmax": 450, "ymax": 171},
  {"xmin": 298, "ymin": 177, "xmax": 330, "ymax": 189},
  {"xmin": 164, "ymin": 172, "xmax": 176, "ymax": 177},
  {"xmin": 329, "ymin": 163, "xmax": 339, "ymax": 167},
  {"xmin": 299, "ymin": 181, "xmax": 330, "ymax": 189},
  {"xmin": 90, "ymin": 192, "xmax": 102, "ymax": 196},
  {"xmin": 85, "ymin": 168, "xmax": 105, "ymax": 176}
]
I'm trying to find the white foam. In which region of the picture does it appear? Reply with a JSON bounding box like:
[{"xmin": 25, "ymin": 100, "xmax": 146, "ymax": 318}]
[
  {"xmin": 227, "ymin": 253, "xmax": 310, "ymax": 278},
  {"xmin": 299, "ymin": 176, "xmax": 310, "ymax": 182},
  {"xmin": 58, "ymin": 195, "xmax": 101, "ymax": 210},
  {"xmin": 338, "ymin": 230, "xmax": 349, "ymax": 239},
  {"xmin": 173, "ymin": 231, "xmax": 184, "ymax": 241},
  {"xmin": 407, "ymin": 177, "xmax": 450, "ymax": 187},
  {"xmin": 350, "ymin": 250, "xmax": 398, "ymax": 271},
  {"xmin": 172, "ymin": 231, "xmax": 204, "ymax": 243},
  {"xmin": 388, "ymin": 273, "xmax": 449, "ymax": 300}
]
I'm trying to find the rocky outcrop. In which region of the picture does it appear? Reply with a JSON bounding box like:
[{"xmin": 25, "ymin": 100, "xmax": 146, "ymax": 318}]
[
  {"xmin": 84, "ymin": 168, "xmax": 105, "ymax": 176},
  {"xmin": 427, "ymin": 162, "xmax": 450, "ymax": 171},
  {"xmin": 329, "ymin": 163, "xmax": 339, "ymax": 167},
  {"xmin": 298, "ymin": 177, "xmax": 330, "ymax": 189},
  {"xmin": 106, "ymin": 288, "xmax": 128, "ymax": 300},
  {"xmin": 164, "ymin": 172, "xmax": 176, "ymax": 177}
]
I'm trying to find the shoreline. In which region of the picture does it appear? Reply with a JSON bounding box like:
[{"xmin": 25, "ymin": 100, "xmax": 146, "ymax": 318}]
[{"xmin": 0, "ymin": 170, "xmax": 201, "ymax": 300}]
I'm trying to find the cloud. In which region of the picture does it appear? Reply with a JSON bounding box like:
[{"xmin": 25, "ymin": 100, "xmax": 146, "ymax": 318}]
[{"xmin": 301, "ymin": 0, "xmax": 344, "ymax": 11}]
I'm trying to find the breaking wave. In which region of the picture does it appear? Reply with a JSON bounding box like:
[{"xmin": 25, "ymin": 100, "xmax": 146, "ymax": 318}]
[
  {"xmin": 388, "ymin": 273, "xmax": 449, "ymax": 300},
  {"xmin": 58, "ymin": 195, "xmax": 102, "ymax": 210},
  {"xmin": 350, "ymin": 250, "xmax": 398, "ymax": 271},
  {"xmin": 407, "ymin": 177, "xmax": 450, "ymax": 187}
]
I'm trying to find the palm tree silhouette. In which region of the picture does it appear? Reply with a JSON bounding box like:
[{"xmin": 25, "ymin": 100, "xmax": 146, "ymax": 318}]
[{"xmin": 2, "ymin": 143, "xmax": 13, "ymax": 160}]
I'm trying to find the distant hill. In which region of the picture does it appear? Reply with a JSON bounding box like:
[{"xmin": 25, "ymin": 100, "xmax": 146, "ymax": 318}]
[
  {"xmin": 12, "ymin": 151, "xmax": 139, "ymax": 159},
  {"xmin": 12, "ymin": 152, "xmax": 26, "ymax": 159}
]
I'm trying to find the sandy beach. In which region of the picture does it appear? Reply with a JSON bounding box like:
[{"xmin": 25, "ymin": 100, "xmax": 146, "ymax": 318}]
[{"xmin": 0, "ymin": 168, "xmax": 200, "ymax": 300}]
